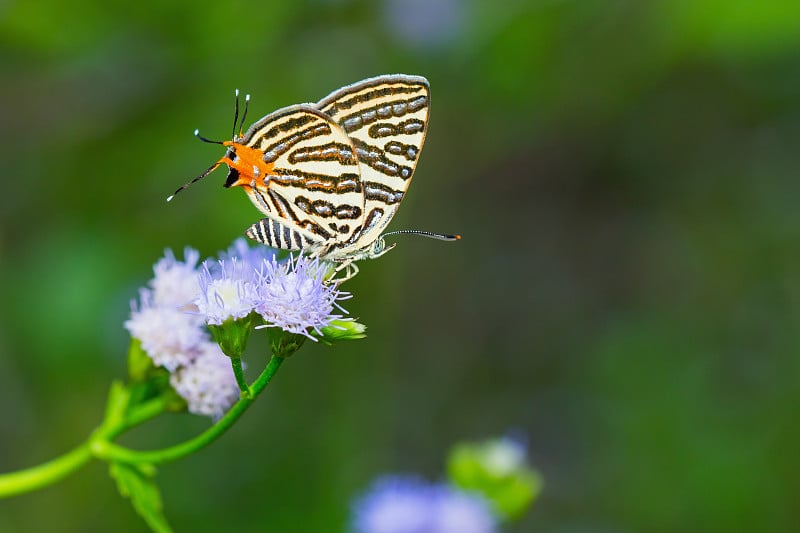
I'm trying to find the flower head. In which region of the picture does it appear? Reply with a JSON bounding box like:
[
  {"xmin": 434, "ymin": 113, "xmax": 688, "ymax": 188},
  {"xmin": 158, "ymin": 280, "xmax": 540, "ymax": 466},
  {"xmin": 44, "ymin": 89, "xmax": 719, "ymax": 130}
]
[
  {"xmin": 195, "ymin": 258, "xmax": 259, "ymax": 326},
  {"xmin": 124, "ymin": 289, "xmax": 208, "ymax": 371},
  {"xmin": 352, "ymin": 476, "xmax": 498, "ymax": 533},
  {"xmin": 149, "ymin": 247, "xmax": 201, "ymax": 308},
  {"xmin": 254, "ymin": 255, "xmax": 350, "ymax": 340},
  {"xmin": 169, "ymin": 342, "xmax": 241, "ymax": 421}
]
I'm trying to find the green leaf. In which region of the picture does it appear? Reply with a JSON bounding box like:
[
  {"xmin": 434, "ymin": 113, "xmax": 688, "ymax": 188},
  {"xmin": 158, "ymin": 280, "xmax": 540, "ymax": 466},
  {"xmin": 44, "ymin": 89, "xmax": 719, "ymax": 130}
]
[
  {"xmin": 125, "ymin": 337, "xmax": 182, "ymax": 411},
  {"xmin": 109, "ymin": 462, "xmax": 173, "ymax": 533}
]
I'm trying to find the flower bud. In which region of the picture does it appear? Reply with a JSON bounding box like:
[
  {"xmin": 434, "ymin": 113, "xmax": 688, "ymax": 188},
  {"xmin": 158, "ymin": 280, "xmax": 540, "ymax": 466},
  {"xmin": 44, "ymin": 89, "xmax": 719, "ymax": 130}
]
[
  {"xmin": 315, "ymin": 320, "xmax": 367, "ymax": 345},
  {"xmin": 266, "ymin": 328, "xmax": 307, "ymax": 358}
]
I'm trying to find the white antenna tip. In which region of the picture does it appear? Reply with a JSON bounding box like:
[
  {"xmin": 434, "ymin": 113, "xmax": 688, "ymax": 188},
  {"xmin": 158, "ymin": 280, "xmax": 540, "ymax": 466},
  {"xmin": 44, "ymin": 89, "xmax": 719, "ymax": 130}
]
[
  {"xmin": 245, "ymin": 94, "xmax": 251, "ymax": 101},
  {"xmin": 193, "ymin": 128, "xmax": 200, "ymax": 136},
  {"xmin": 166, "ymin": 195, "xmax": 175, "ymax": 202},
  {"xmin": 235, "ymin": 88, "xmax": 239, "ymax": 96}
]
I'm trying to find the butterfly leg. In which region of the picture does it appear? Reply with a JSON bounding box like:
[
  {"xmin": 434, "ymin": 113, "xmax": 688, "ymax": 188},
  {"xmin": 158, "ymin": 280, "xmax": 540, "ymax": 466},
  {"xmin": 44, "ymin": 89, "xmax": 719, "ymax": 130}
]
[{"xmin": 328, "ymin": 260, "xmax": 359, "ymax": 284}]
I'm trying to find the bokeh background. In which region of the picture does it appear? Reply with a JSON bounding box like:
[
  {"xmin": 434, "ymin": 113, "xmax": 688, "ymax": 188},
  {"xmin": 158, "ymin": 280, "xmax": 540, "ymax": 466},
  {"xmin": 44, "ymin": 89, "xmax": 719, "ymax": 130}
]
[{"xmin": 2, "ymin": 0, "xmax": 799, "ymax": 531}]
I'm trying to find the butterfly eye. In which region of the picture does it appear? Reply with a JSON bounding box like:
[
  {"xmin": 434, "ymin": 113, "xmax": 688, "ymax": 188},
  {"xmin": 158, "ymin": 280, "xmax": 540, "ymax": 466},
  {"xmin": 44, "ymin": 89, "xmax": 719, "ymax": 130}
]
[
  {"xmin": 224, "ymin": 167, "xmax": 240, "ymax": 188},
  {"xmin": 371, "ymin": 238, "xmax": 386, "ymax": 255}
]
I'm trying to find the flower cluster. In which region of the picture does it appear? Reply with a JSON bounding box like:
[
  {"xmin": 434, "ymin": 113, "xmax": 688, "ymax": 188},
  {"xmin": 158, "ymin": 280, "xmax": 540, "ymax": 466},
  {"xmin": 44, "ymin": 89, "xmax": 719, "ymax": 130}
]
[
  {"xmin": 124, "ymin": 248, "xmax": 207, "ymax": 371},
  {"xmin": 352, "ymin": 476, "xmax": 498, "ymax": 533},
  {"xmin": 125, "ymin": 247, "xmax": 238, "ymax": 420},
  {"xmin": 125, "ymin": 239, "xmax": 355, "ymax": 419}
]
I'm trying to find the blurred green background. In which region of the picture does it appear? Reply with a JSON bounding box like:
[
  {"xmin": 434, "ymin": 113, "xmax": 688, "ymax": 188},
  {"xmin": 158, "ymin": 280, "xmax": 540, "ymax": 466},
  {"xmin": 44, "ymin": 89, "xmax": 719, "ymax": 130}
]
[{"xmin": 2, "ymin": 0, "xmax": 799, "ymax": 531}]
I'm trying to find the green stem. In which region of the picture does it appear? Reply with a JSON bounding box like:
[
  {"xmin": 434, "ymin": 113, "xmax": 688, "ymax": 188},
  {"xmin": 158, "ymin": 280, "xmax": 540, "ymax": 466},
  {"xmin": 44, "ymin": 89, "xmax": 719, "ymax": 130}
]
[
  {"xmin": 230, "ymin": 358, "xmax": 251, "ymax": 398},
  {"xmin": 1, "ymin": 341, "xmax": 292, "ymax": 496},
  {"xmin": 93, "ymin": 355, "xmax": 285, "ymax": 465},
  {"xmin": 113, "ymin": 395, "xmax": 174, "ymax": 436},
  {"xmin": 0, "ymin": 442, "xmax": 92, "ymax": 498},
  {"xmin": 0, "ymin": 394, "xmax": 171, "ymax": 498}
]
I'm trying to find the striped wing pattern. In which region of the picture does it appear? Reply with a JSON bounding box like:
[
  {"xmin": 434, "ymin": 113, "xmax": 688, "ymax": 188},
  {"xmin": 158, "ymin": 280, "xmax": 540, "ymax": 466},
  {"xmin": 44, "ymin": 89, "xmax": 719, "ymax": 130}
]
[
  {"xmin": 317, "ymin": 75, "xmax": 430, "ymax": 258},
  {"xmin": 242, "ymin": 75, "xmax": 430, "ymax": 261}
]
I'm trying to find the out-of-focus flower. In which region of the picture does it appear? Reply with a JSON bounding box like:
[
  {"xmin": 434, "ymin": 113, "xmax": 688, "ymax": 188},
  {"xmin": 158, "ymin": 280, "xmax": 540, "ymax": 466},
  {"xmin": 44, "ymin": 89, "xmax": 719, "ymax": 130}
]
[
  {"xmin": 433, "ymin": 488, "xmax": 499, "ymax": 533},
  {"xmin": 124, "ymin": 289, "xmax": 208, "ymax": 372},
  {"xmin": 149, "ymin": 247, "xmax": 202, "ymax": 308},
  {"xmin": 480, "ymin": 437, "xmax": 527, "ymax": 478},
  {"xmin": 352, "ymin": 476, "xmax": 498, "ymax": 533},
  {"xmin": 381, "ymin": 0, "xmax": 465, "ymax": 49},
  {"xmin": 169, "ymin": 342, "xmax": 241, "ymax": 421},
  {"xmin": 254, "ymin": 255, "xmax": 351, "ymax": 340},
  {"xmin": 218, "ymin": 237, "xmax": 276, "ymax": 269}
]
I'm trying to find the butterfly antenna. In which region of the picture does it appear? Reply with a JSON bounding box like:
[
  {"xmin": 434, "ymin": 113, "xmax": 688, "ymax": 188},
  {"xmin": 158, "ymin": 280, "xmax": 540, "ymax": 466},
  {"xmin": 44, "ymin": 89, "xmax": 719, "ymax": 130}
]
[
  {"xmin": 231, "ymin": 89, "xmax": 240, "ymax": 139},
  {"xmin": 237, "ymin": 93, "xmax": 251, "ymax": 137},
  {"xmin": 167, "ymin": 160, "xmax": 221, "ymax": 202},
  {"xmin": 382, "ymin": 230, "xmax": 461, "ymax": 241},
  {"xmin": 193, "ymin": 128, "xmax": 224, "ymax": 145}
]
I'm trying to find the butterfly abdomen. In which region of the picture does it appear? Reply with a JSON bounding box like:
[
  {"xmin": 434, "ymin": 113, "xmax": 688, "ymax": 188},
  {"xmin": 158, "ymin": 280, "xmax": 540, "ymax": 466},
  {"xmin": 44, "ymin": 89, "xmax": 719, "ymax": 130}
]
[{"xmin": 246, "ymin": 218, "xmax": 320, "ymax": 252}]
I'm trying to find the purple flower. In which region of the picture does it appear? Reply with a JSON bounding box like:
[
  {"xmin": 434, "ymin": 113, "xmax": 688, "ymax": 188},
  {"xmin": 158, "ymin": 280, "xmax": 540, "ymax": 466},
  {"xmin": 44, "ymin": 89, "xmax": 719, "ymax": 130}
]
[
  {"xmin": 169, "ymin": 342, "xmax": 241, "ymax": 421},
  {"xmin": 254, "ymin": 255, "xmax": 351, "ymax": 340},
  {"xmin": 124, "ymin": 289, "xmax": 208, "ymax": 372},
  {"xmin": 124, "ymin": 239, "xmax": 360, "ymax": 419},
  {"xmin": 125, "ymin": 247, "xmax": 207, "ymax": 371},
  {"xmin": 195, "ymin": 258, "xmax": 259, "ymax": 326},
  {"xmin": 352, "ymin": 476, "xmax": 498, "ymax": 533},
  {"xmin": 149, "ymin": 247, "xmax": 201, "ymax": 308},
  {"xmin": 382, "ymin": 0, "xmax": 464, "ymax": 49},
  {"xmin": 432, "ymin": 489, "xmax": 498, "ymax": 533}
]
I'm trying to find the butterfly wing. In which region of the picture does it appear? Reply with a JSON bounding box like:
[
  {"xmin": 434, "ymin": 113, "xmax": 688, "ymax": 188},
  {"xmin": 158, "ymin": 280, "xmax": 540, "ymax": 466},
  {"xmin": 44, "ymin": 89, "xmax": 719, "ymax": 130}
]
[
  {"xmin": 239, "ymin": 104, "xmax": 365, "ymax": 248},
  {"xmin": 316, "ymin": 75, "xmax": 430, "ymax": 258}
]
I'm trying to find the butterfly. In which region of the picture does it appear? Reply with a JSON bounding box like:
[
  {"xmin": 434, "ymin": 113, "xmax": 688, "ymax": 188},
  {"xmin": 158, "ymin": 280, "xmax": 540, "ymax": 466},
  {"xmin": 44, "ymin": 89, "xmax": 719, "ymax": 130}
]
[{"xmin": 170, "ymin": 74, "xmax": 458, "ymax": 277}]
